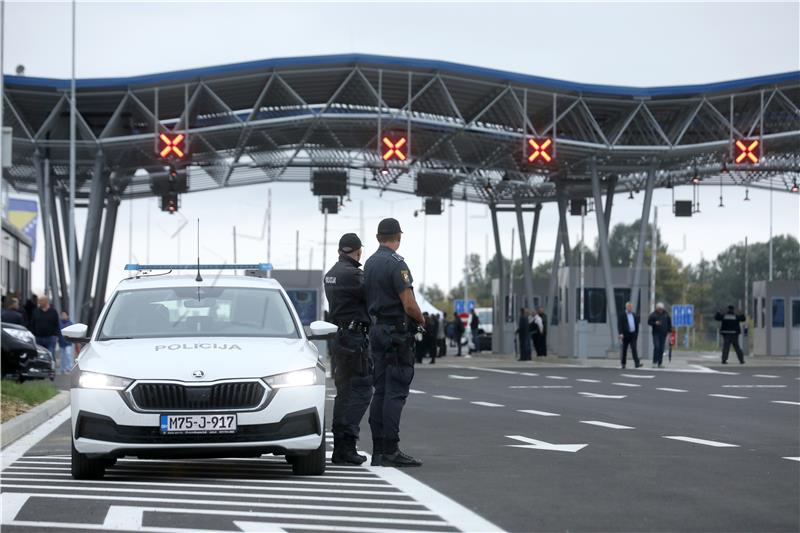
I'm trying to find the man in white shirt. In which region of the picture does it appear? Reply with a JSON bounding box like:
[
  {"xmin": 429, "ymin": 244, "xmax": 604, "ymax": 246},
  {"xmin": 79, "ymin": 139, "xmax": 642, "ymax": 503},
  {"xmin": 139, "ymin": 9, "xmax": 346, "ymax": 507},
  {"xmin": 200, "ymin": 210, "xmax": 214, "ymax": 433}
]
[{"xmin": 617, "ymin": 301, "xmax": 643, "ymax": 369}]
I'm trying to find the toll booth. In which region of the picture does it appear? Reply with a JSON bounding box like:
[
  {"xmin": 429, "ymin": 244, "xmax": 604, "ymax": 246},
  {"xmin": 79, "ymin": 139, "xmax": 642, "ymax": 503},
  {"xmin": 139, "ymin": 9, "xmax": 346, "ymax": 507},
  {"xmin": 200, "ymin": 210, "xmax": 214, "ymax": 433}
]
[{"xmin": 752, "ymin": 281, "xmax": 800, "ymax": 356}]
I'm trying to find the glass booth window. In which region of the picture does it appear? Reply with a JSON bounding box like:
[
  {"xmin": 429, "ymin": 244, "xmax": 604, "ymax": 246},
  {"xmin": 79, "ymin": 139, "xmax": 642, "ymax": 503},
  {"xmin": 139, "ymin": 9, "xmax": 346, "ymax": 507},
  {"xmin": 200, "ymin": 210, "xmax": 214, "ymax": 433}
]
[
  {"xmin": 791, "ymin": 299, "xmax": 800, "ymax": 328},
  {"xmin": 577, "ymin": 289, "xmax": 607, "ymax": 323},
  {"xmin": 761, "ymin": 298, "xmax": 766, "ymax": 328},
  {"xmin": 772, "ymin": 298, "xmax": 785, "ymax": 328}
]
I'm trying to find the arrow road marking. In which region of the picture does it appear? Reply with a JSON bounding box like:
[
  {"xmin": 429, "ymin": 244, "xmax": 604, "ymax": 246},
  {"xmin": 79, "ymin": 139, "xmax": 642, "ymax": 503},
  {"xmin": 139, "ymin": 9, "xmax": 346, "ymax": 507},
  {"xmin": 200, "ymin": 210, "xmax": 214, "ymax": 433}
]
[
  {"xmin": 772, "ymin": 401, "xmax": 800, "ymax": 406},
  {"xmin": 663, "ymin": 436, "xmax": 739, "ymax": 448},
  {"xmin": 708, "ymin": 394, "xmax": 748, "ymax": 399},
  {"xmin": 517, "ymin": 409, "xmax": 560, "ymax": 417},
  {"xmin": 506, "ymin": 435, "xmax": 587, "ymax": 453},
  {"xmin": 657, "ymin": 388, "xmax": 688, "ymax": 392},
  {"xmin": 471, "ymin": 401, "xmax": 504, "ymax": 407},
  {"xmin": 580, "ymin": 420, "xmax": 634, "ymax": 430},
  {"xmin": 432, "ymin": 395, "xmax": 461, "ymax": 400},
  {"xmin": 448, "ymin": 375, "xmax": 479, "ymax": 380},
  {"xmin": 579, "ymin": 392, "xmax": 627, "ymax": 399}
]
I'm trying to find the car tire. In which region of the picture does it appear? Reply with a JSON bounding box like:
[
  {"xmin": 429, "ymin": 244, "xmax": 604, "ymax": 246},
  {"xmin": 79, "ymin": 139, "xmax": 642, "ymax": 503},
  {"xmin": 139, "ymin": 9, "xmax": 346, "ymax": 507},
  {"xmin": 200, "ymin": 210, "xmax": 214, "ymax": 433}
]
[
  {"xmin": 291, "ymin": 437, "xmax": 326, "ymax": 476},
  {"xmin": 71, "ymin": 440, "xmax": 105, "ymax": 480}
]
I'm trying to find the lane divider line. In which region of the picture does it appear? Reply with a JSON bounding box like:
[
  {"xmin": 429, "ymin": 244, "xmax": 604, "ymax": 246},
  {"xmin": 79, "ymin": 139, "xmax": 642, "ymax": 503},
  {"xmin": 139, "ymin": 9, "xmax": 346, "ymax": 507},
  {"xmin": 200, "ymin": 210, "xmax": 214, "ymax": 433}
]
[
  {"xmin": 432, "ymin": 395, "xmax": 461, "ymax": 401},
  {"xmin": 663, "ymin": 436, "xmax": 739, "ymax": 448},
  {"xmin": 580, "ymin": 421, "xmax": 634, "ymax": 430},
  {"xmin": 470, "ymin": 401, "xmax": 504, "ymax": 408},
  {"xmin": 517, "ymin": 410, "xmax": 560, "ymax": 417},
  {"xmin": 656, "ymin": 388, "xmax": 688, "ymax": 392},
  {"xmin": 708, "ymin": 394, "xmax": 748, "ymax": 399}
]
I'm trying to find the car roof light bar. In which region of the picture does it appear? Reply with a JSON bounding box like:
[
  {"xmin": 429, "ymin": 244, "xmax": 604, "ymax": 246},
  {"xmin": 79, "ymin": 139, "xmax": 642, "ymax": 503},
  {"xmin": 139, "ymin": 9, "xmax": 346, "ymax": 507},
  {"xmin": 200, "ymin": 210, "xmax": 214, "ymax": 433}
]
[{"xmin": 124, "ymin": 263, "xmax": 273, "ymax": 272}]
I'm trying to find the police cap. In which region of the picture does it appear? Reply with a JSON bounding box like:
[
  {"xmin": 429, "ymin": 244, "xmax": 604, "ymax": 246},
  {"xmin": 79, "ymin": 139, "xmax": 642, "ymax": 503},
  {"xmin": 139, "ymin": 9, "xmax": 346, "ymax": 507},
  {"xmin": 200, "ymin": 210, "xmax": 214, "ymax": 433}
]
[
  {"xmin": 377, "ymin": 217, "xmax": 403, "ymax": 236},
  {"xmin": 338, "ymin": 233, "xmax": 362, "ymax": 253}
]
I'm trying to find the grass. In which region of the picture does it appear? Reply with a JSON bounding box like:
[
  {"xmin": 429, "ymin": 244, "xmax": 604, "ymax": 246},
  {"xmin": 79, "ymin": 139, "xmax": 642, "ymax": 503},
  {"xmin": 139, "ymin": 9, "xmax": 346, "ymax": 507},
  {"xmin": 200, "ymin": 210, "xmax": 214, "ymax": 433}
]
[{"xmin": 0, "ymin": 380, "xmax": 59, "ymax": 423}]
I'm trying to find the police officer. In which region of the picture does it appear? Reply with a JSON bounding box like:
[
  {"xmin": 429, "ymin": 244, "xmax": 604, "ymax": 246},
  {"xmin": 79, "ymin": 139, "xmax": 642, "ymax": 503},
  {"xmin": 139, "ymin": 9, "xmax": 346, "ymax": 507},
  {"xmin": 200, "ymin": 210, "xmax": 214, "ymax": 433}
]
[
  {"xmin": 324, "ymin": 233, "xmax": 373, "ymax": 465},
  {"xmin": 714, "ymin": 305, "xmax": 746, "ymax": 364},
  {"xmin": 364, "ymin": 218, "xmax": 424, "ymax": 467}
]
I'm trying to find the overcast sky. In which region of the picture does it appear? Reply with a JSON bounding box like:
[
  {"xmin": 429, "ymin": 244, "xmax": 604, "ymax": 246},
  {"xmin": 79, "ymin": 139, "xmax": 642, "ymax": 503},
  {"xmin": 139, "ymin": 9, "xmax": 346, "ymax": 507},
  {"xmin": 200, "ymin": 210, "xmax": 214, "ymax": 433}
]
[{"xmin": 2, "ymin": 1, "xmax": 799, "ymax": 298}]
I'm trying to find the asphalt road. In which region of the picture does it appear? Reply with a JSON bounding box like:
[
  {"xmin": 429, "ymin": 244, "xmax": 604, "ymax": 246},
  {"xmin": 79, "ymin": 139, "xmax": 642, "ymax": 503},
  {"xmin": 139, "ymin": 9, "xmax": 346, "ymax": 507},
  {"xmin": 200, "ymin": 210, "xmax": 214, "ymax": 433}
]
[{"xmin": 2, "ymin": 361, "xmax": 798, "ymax": 532}]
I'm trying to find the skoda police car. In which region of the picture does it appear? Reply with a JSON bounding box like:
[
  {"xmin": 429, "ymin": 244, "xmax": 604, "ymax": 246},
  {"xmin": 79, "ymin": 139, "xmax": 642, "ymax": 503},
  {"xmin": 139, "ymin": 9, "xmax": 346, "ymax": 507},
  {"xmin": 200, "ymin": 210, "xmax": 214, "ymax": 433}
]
[{"xmin": 63, "ymin": 264, "xmax": 335, "ymax": 479}]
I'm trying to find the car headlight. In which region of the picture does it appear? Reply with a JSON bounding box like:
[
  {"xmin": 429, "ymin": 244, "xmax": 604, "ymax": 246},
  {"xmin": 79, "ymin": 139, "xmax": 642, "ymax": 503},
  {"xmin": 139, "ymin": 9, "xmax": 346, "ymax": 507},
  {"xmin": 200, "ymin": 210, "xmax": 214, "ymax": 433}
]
[
  {"xmin": 263, "ymin": 367, "xmax": 323, "ymax": 388},
  {"xmin": 3, "ymin": 327, "xmax": 35, "ymax": 344},
  {"xmin": 76, "ymin": 371, "xmax": 133, "ymax": 391}
]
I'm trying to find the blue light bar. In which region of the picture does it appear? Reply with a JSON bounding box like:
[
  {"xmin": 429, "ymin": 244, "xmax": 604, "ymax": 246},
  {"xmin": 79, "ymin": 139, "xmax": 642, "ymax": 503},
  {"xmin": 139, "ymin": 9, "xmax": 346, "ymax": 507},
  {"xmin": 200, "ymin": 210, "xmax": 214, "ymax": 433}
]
[{"xmin": 124, "ymin": 263, "xmax": 272, "ymax": 272}]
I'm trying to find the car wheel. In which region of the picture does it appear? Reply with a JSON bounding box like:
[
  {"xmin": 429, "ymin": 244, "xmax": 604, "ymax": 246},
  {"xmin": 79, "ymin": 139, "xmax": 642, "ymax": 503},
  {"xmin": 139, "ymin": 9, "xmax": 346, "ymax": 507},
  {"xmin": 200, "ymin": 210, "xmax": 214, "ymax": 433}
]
[
  {"xmin": 291, "ymin": 437, "xmax": 326, "ymax": 476},
  {"xmin": 71, "ymin": 440, "xmax": 106, "ymax": 480}
]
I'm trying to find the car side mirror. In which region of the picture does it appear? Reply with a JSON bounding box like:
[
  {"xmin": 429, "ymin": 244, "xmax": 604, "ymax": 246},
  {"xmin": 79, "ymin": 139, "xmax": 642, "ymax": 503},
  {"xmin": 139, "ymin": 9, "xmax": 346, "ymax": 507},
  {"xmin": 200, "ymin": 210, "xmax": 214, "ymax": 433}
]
[
  {"xmin": 307, "ymin": 320, "xmax": 338, "ymax": 340},
  {"xmin": 62, "ymin": 323, "xmax": 90, "ymax": 342}
]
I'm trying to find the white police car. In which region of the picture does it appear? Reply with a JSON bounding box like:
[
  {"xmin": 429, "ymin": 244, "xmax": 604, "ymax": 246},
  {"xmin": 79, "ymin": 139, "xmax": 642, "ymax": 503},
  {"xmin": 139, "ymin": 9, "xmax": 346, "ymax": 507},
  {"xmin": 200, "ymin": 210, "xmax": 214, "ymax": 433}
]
[{"xmin": 62, "ymin": 264, "xmax": 336, "ymax": 479}]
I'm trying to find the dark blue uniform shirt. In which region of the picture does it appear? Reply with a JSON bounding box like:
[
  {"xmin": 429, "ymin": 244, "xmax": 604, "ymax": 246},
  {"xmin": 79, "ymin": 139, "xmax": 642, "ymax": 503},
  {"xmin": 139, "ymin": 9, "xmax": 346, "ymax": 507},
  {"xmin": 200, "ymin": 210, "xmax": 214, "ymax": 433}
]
[{"xmin": 363, "ymin": 245, "xmax": 414, "ymax": 321}]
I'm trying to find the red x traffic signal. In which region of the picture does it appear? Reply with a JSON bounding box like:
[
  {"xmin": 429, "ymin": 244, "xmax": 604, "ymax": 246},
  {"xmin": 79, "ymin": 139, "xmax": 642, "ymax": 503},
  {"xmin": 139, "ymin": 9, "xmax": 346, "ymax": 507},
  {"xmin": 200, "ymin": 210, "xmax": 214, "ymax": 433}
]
[
  {"xmin": 382, "ymin": 135, "xmax": 408, "ymax": 161},
  {"xmin": 159, "ymin": 133, "xmax": 186, "ymax": 159},
  {"xmin": 734, "ymin": 139, "xmax": 760, "ymax": 164},
  {"xmin": 526, "ymin": 137, "xmax": 554, "ymax": 164}
]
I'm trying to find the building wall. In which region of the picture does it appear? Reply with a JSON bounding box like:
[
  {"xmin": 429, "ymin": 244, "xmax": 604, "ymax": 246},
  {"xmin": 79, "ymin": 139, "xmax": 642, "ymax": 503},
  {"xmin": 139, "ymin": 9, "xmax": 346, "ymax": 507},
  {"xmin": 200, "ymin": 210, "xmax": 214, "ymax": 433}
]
[{"xmin": 1, "ymin": 219, "xmax": 32, "ymax": 300}]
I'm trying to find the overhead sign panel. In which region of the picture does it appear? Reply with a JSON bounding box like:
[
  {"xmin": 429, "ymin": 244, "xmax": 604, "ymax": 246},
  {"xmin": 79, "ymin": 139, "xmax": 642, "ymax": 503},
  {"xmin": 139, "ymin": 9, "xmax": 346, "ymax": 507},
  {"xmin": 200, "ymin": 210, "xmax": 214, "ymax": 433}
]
[
  {"xmin": 526, "ymin": 137, "xmax": 553, "ymax": 164},
  {"xmin": 382, "ymin": 134, "xmax": 408, "ymax": 161},
  {"xmin": 159, "ymin": 133, "xmax": 186, "ymax": 159},
  {"xmin": 734, "ymin": 139, "xmax": 760, "ymax": 164}
]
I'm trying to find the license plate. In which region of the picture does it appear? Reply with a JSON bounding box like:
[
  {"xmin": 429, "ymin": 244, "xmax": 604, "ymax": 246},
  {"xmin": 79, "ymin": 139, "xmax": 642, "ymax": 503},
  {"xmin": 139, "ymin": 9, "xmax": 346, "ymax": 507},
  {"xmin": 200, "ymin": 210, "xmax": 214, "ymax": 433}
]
[{"xmin": 159, "ymin": 414, "xmax": 237, "ymax": 434}]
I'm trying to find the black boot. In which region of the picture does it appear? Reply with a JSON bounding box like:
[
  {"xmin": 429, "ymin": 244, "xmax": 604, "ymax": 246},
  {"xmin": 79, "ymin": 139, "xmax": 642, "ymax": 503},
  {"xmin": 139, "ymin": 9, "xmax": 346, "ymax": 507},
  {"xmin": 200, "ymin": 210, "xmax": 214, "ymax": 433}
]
[
  {"xmin": 332, "ymin": 437, "xmax": 366, "ymax": 465},
  {"xmin": 380, "ymin": 440, "xmax": 422, "ymax": 467},
  {"xmin": 370, "ymin": 439, "xmax": 384, "ymax": 466}
]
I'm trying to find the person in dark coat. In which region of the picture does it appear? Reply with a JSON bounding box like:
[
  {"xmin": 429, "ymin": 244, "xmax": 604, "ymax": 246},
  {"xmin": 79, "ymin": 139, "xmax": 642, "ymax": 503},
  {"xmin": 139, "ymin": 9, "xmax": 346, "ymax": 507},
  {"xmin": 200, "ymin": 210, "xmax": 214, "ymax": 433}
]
[
  {"xmin": 30, "ymin": 294, "xmax": 60, "ymax": 357},
  {"xmin": 617, "ymin": 301, "xmax": 643, "ymax": 369},
  {"xmin": 469, "ymin": 309, "xmax": 480, "ymax": 354},
  {"xmin": 2, "ymin": 296, "xmax": 25, "ymax": 326},
  {"xmin": 715, "ymin": 305, "xmax": 746, "ymax": 364},
  {"xmin": 516, "ymin": 308, "xmax": 532, "ymax": 361},
  {"xmin": 426, "ymin": 314, "xmax": 438, "ymax": 364},
  {"xmin": 647, "ymin": 302, "xmax": 672, "ymax": 368},
  {"xmin": 415, "ymin": 312, "xmax": 430, "ymax": 363},
  {"xmin": 453, "ymin": 313, "xmax": 466, "ymax": 356},
  {"xmin": 536, "ymin": 306, "xmax": 548, "ymax": 356},
  {"xmin": 22, "ymin": 294, "xmax": 37, "ymax": 326}
]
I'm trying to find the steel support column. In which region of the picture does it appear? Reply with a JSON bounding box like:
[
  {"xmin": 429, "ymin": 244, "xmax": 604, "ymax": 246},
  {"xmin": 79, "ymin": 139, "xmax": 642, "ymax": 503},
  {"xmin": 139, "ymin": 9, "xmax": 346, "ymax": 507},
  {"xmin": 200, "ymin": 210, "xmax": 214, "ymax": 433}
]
[
  {"xmin": 515, "ymin": 202, "xmax": 535, "ymax": 309},
  {"xmin": 527, "ymin": 203, "xmax": 542, "ymax": 268},
  {"xmin": 604, "ymin": 175, "xmax": 618, "ymax": 232},
  {"xmin": 630, "ymin": 168, "xmax": 655, "ymax": 312},
  {"xmin": 91, "ymin": 194, "xmax": 119, "ymax": 327},
  {"xmin": 556, "ymin": 191, "xmax": 571, "ymax": 266},
  {"xmin": 33, "ymin": 154, "xmax": 59, "ymax": 308},
  {"xmin": 490, "ymin": 205, "xmax": 506, "ymax": 355},
  {"xmin": 76, "ymin": 152, "xmax": 107, "ymax": 323},
  {"xmin": 59, "ymin": 192, "xmax": 80, "ymax": 281},
  {"xmin": 49, "ymin": 179, "xmax": 68, "ymax": 311},
  {"xmin": 590, "ymin": 157, "xmax": 618, "ymax": 349},
  {"xmin": 546, "ymin": 202, "xmax": 565, "ymax": 353}
]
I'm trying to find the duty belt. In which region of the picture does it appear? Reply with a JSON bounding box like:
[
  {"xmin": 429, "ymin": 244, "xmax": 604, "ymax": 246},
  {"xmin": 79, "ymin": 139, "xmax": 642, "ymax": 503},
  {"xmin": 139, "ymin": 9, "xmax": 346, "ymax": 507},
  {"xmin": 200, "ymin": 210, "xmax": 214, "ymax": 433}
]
[{"xmin": 339, "ymin": 320, "xmax": 369, "ymax": 333}]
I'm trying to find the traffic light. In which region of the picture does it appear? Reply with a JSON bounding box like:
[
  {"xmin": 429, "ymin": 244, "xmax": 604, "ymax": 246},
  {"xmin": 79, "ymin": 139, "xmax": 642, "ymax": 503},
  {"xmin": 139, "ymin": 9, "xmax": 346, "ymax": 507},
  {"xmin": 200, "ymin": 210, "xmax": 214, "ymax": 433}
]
[
  {"xmin": 159, "ymin": 133, "xmax": 186, "ymax": 159},
  {"xmin": 526, "ymin": 137, "xmax": 554, "ymax": 164},
  {"xmin": 382, "ymin": 134, "xmax": 408, "ymax": 161},
  {"xmin": 161, "ymin": 192, "xmax": 179, "ymax": 213},
  {"xmin": 734, "ymin": 139, "xmax": 761, "ymax": 164}
]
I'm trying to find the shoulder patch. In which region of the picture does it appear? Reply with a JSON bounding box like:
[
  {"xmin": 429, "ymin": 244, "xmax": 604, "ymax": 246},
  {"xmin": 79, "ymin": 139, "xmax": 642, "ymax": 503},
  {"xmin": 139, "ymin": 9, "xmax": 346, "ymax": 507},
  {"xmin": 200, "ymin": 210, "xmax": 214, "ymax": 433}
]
[
  {"xmin": 391, "ymin": 253, "xmax": 404, "ymax": 262},
  {"xmin": 400, "ymin": 270, "xmax": 411, "ymax": 283}
]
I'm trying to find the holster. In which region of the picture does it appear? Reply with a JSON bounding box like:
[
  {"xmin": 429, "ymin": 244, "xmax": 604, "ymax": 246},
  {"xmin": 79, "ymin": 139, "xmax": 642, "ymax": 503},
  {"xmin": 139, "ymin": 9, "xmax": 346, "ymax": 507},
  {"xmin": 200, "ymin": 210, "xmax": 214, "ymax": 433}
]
[
  {"xmin": 333, "ymin": 328, "xmax": 370, "ymax": 377},
  {"xmin": 386, "ymin": 331, "xmax": 415, "ymax": 368}
]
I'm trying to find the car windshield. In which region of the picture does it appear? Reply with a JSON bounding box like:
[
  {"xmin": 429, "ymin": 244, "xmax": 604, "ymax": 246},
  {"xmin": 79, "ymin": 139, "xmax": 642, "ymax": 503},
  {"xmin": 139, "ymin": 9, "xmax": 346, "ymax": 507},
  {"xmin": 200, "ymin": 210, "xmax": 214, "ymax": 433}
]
[{"xmin": 98, "ymin": 287, "xmax": 300, "ymax": 340}]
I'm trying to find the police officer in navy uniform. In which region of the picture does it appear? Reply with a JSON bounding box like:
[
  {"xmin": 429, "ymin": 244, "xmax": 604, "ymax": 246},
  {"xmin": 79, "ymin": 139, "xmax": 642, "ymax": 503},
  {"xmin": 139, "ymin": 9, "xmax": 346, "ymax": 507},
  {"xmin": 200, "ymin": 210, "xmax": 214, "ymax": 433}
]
[
  {"xmin": 324, "ymin": 233, "xmax": 373, "ymax": 465},
  {"xmin": 714, "ymin": 305, "xmax": 746, "ymax": 364},
  {"xmin": 364, "ymin": 218, "xmax": 425, "ymax": 467}
]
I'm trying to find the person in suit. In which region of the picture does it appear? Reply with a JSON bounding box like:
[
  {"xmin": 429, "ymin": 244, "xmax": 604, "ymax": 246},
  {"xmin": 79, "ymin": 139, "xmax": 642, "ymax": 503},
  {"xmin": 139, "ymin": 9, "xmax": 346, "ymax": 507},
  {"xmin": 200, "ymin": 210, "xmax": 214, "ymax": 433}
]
[{"xmin": 617, "ymin": 301, "xmax": 643, "ymax": 369}]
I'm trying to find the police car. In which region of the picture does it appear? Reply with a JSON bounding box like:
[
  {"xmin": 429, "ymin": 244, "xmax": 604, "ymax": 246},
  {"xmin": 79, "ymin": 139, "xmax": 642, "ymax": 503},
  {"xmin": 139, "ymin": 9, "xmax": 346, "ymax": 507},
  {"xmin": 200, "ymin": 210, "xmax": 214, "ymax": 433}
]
[{"xmin": 62, "ymin": 264, "xmax": 335, "ymax": 479}]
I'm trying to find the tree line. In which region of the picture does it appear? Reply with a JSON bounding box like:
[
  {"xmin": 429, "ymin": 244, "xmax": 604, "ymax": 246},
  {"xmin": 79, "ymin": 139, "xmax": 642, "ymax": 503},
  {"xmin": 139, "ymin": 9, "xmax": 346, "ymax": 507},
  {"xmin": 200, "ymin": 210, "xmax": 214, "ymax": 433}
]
[{"xmin": 421, "ymin": 221, "xmax": 799, "ymax": 340}]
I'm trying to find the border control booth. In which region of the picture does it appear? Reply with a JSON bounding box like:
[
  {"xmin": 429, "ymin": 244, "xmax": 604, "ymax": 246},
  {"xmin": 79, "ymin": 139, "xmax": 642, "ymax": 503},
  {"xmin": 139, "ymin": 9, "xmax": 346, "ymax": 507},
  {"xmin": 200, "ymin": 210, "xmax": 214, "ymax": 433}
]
[{"xmin": 752, "ymin": 281, "xmax": 800, "ymax": 356}]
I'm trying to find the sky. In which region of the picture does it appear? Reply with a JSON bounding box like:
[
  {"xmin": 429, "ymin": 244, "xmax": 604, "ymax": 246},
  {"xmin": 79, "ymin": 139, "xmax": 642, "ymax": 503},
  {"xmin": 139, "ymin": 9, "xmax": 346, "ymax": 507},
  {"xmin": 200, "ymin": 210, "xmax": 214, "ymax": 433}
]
[{"xmin": 2, "ymin": 0, "xmax": 799, "ymax": 297}]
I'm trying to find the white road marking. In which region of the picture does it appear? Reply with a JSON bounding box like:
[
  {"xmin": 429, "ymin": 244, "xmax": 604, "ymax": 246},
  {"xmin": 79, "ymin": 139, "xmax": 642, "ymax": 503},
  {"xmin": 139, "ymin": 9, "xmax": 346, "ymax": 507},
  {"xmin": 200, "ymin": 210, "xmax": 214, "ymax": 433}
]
[
  {"xmin": 1, "ymin": 493, "xmax": 28, "ymax": 523},
  {"xmin": 663, "ymin": 436, "xmax": 739, "ymax": 448},
  {"xmin": 782, "ymin": 457, "xmax": 800, "ymax": 462},
  {"xmin": 579, "ymin": 392, "xmax": 627, "ymax": 399},
  {"xmin": 656, "ymin": 388, "xmax": 688, "ymax": 392},
  {"xmin": 576, "ymin": 379, "xmax": 601, "ymax": 383},
  {"xmin": 509, "ymin": 385, "xmax": 572, "ymax": 389},
  {"xmin": 432, "ymin": 395, "xmax": 461, "ymax": 400},
  {"xmin": 448, "ymin": 375, "xmax": 478, "ymax": 380},
  {"xmin": 716, "ymin": 371, "xmax": 740, "ymax": 375},
  {"xmin": 102, "ymin": 507, "xmax": 145, "ymax": 529},
  {"xmin": 506, "ymin": 435, "xmax": 587, "ymax": 453},
  {"xmin": 708, "ymin": 394, "xmax": 748, "ymax": 399},
  {"xmin": 545, "ymin": 375, "xmax": 568, "ymax": 380},
  {"xmin": 722, "ymin": 384, "xmax": 787, "ymax": 388},
  {"xmin": 517, "ymin": 409, "xmax": 560, "ymax": 417},
  {"xmin": 612, "ymin": 382, "xmax": 641, "ymax": 387},
  {"xmin": 235, "ymin": 521, "xmax": 288, "ymax": 532},
  {"xmin": 772, "ymin": 401, "xmax": 800, "ymax": 406},
  {"xmin": 520, "ymin": 372, "xmax": 539, "ymax": 377},
  {"xmin": 470, "ymin": 401, "xmax": 505, "ymax": 407},
  {"xmin": 460, "ymin": 366, "xmax": 519, "ymax": 375},
  {"xmin": 620, "ymin": 374, "xmax": 655, "ymax": 379},
  {"xmin": 409, "ymin": 389, "xmax": 426, "ymax": 394},
  {"xmin": 1, "ymin": 407, "xmax": 70, "ymax": 469},
  {"xmin": 753, "ymin": 374, "xmax": 780, "ymax": 378},
  {"xmin": 580, "ymin": 420, "xmax": 634, "ymax": 430}
]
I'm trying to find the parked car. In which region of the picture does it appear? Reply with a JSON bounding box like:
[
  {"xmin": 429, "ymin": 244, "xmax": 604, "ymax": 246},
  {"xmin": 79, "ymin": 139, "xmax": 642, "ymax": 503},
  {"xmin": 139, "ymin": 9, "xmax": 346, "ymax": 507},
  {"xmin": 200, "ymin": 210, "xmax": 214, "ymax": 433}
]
[
  {"xmin": 1, "ymin": 322, "xmax": 56, "ymax": 382},
  {"xmin": 66, "ymin": 264, "xmax": 335, "ymax": 479}
]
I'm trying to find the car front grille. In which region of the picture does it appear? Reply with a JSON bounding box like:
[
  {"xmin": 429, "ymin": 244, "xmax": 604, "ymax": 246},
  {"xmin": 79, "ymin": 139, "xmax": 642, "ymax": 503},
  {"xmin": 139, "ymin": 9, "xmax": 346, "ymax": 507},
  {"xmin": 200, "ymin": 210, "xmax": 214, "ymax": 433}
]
[{"xmin": 130, "ymin": 381, "xmax": 267, "ymax": 412}]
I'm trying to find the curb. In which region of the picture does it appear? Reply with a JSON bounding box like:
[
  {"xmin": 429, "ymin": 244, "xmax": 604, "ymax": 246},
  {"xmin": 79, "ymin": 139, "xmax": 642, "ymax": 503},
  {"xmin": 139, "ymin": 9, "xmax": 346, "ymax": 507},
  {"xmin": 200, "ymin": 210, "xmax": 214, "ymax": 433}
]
[{"xmin": 1, "ymin": 390, "xmax": 70, "ymax": 449}]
